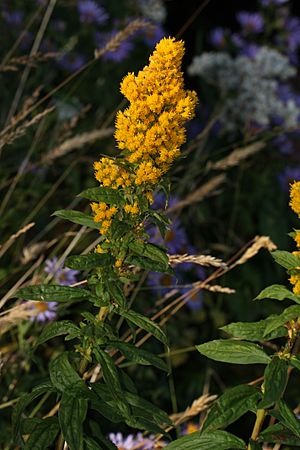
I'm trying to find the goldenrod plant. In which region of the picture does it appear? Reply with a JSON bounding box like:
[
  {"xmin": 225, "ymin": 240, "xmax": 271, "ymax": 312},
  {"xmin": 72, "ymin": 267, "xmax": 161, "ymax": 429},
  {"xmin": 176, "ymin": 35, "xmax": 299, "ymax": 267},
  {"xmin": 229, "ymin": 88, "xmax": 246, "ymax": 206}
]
[
  {"xmin": 165, "ymin": 181, "xmax": 300, "ymax": 449},
  {"xmin": 13, "ymin": 37, "xmax": 197, "ymax": 449}
]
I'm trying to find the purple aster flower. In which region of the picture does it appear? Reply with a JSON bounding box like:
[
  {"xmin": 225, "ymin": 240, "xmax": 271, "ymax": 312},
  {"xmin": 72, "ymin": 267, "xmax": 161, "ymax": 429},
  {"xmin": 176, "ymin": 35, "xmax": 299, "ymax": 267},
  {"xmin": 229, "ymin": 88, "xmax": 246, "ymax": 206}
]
[
  {"xmin": 286, "ymin": 17, "xmax": 300, "ymax": 62},
  {"xmin": 31, "ymin": 301, "xmax": 58, "ymax": 323},
  {"xmin": 278, "ymin": 166, "xmax": 300, "ymax": 192},
  {"xmin": 44, "ymin": 257, "xmax": 79, "ymax": 286},
  {"xmin": 59, "ymin": 53, "xmax": 86, "ymax": 72},
  {"xmin": 77, "ymin": 0, "xmax": 108, "ymax": 25},
  {"xmin": 231, "ymin": 33, "xmax": 244, "ymax": 49},
  {"xmin": 20, "ymin": 30, "xmax": 34, "ymax": 51},
  {"xmin": 239, "ymin": 43, "xmax": 260, "ymax": 58},
  {"xmin": 260, "ymin": 0, "xmax": 288, "ymax": 6},
  {"xmin": 273, "ymin": 135, "xmax": 294, "ymax": 154},
  {"xmin": 142, "ymin": 23, "xmax": 166, "ymax": 47},
  {"xmin": 95, "ymin": 30, "xmax": 134, "ymax": 62},
  {"xmin": 3, "ymin": 10, "xmax": 23, "ymax": 26},
  {"xmin": 108, "ymin": 432, "xmax": 165, "ymax": 449},
  {"xmin": 180, "ymin": 286, "xmax": 203, "ymax": 311},
  {"xmin": 236, "ymin": 12, "xmax": 264, "ymax": 34},
  {"xmin": 210, "ymin": 27, "xmax": 226, "ymax": 48}
]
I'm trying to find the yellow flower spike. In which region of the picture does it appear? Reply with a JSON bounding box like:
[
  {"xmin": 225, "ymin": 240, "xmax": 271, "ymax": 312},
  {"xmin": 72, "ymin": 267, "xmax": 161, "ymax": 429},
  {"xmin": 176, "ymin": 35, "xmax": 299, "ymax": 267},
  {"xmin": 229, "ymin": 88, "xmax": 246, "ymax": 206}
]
[
  {"xmin": 295, "ymin": 231, "xmax": 300, "ymax": 248},
  {"xmin": 290, "ymin": 181, "xmax": 300, "ymax": 217},
  {"xmin": 115, "ymin": 259, "xmax": 123, "ymax": 268}
]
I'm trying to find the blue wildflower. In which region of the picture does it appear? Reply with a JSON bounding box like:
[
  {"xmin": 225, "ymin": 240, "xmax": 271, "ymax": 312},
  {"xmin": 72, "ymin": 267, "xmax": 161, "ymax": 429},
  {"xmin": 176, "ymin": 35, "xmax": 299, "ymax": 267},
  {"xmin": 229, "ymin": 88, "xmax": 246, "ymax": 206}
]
[
  {"xmin": 210, "ymin": 27, "xmax": 226, "ymax": 48},
  {"xmin": 278, "ymin": 166, "xmax": 300, "ymax": 192},
  {"xmin": 77, "ymin": 0, "xmax": 108, "ymax": 25},
  {"xmin": 44, "ymin": 257, "xmax": 79, "ymax": 286},
  {"xmin": 95, "ymin": 30, "xmax": 134, "ymax": 62},
  {"xmin": 59, "ymin": 53, "xmax": 86, "ymax": 72},
  {"xmin": 236, "ymin": 12, "xmax": 264, "ymax": 34}
]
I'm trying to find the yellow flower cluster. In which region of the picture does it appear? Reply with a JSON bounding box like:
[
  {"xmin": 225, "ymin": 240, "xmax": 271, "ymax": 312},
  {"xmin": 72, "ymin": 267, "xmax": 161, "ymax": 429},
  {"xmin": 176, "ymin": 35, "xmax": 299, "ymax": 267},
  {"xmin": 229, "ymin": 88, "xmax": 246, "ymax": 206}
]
[
  {"xmin": 115, "ymin": 37, "xmax": 197, "ymax": 186},
  {"xmin": 90, "ymin": 202, "xmax": 118, "ymax": 235},
  {"xmin": 290, "ymin": 181, "xmax": 300, "ymax": 217},
  {"xmin": 289, "ymin": 181, "xmax": 300, "ymax": 294},
  {"xmin": 94, "ymin": 158, "xmax": 131, "ymax": 189},
  {"xmin": 124, "ymin": 202, "xmax": 139, "ymax": 214}
]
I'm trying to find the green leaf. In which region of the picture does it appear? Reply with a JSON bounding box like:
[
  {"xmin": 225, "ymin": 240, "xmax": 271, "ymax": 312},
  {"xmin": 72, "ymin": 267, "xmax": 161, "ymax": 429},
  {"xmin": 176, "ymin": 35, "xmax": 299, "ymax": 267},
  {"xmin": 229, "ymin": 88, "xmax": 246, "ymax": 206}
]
[
  {"xmin": 16, "ymin": 285, "xmax": 91, "ymax": 303},
  {"xmin": 79, "ymin": 187, "xmax": 124, "ymax": 205},
  {"xmin": 260, "ymin": 357, "xmax": 288, "ymax": 408},
  {"xmin": 290, "ymin": 355, "xmax": 300, "ymax": 371},
  {"xmin": 118, "ymin": 308, "xmax": 168, "ymax": 346},
  {"xmin": 65, "ymin": 253, "xmax": 112, "ymax": 270},
  {"xmin": 248, "ymin": 441, "xmax": 262, "ymax": 450},
  {"xmin": 125, "ymin": 254, "xmax": 172, "ymax": 273},
  {"xmin": 128, "ymin": 240, "xmax": 169, "ymax": 269},
  {"xmin": 12, "ymin": 382, "xmax": 55, "ymax": 442},
  {"xmin": 49, "ymin": 353, "xmax": 86, "ymax": 394},
  {"xmin": 271, "ymin": 250, "xmax": 300, "ymax": 269},
  {"xmin": 124, "ymin": 391, "xmax": 172, "ymax": 427},
  {"xmin": 111, "ymin": 341, "xmax": 168, "ymax": 371},
  {"xmin": 221, "ymin": 318, "xmax": 287, "ymax": 341},
  {"xmin": 93, "ymin": 349, "xmax": 130, "ymax": 417},
  {"xmin": 196, "ymin": 340, "xmax": 271, "ymax": 365},
  {"xmin": 255, "ymin": 284, "xmax": 300, "ymax": 304},
  {"xmin": 90, "ymin": 397, "xmax": 123, "ymax": 423},
  {"xmin": 87, "ymin": 420, "xmax": 118, "ymax": 450},
  {"xmin": 107, "ymin": 282, "xmax": 126, "ymax": 308},
  {"xmin": 258, "ymin": 423, "xmax": 300, "ymax": 446},
  {"xmin": 34, "ymin": 320, "xmax": 80, "ymax": 349},
  {"xmin": 53, "ymin": 209, "xmax": 100, "ymax": 229},
  {"xmin": 263, "ymin": 305, "xmax": 300, "ymax": 336},
  {"xmin": 23, "ymin": 418, "xmax": 59, "ymax": 450},
  {"xmin": 59, "ymin": 393, "xmax": 88, "ymax": 450},
  {"xmin": 202, "ymin": 384, "xmax": 260, "ymax": 432},
  {"xmin": 275, "ymin": 400, "xmax": 300, "ymax": 437},
  {"xmin": 85, "ymin": 436, "xmax": 118, "ymax": 450},
  {"xmin": 164, "ymin": 430, "xmax": 246, "ymax": 449}
]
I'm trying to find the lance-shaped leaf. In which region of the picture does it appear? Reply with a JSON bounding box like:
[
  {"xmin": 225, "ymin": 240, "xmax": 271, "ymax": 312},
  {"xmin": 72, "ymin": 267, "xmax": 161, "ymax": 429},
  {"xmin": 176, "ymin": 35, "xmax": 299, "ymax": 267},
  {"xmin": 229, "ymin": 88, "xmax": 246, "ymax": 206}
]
[
  {"xmin": 271, "ymin": 250, "xmax": 300, "ymax": 270},
  {"xmin": 290, "ymin": 355, "xmax": 300, "ymax": 371},
  {"xmin": 23, "ymin": 417, "xmax": 59, "ymax": 450},
  {"xmin": 202, "ymin": 384, "xmax": 260, "ymax": 432},
  {"xmin": 59, "ymin": 393, "xmax": 88, "ymax": 450},
  {"xmin": 79, "ymin": 187, "xmax": 124, "ymax": 205},
  {"xmin": 274, "ymin": 400, "xmax": 300, "ymax": 438},
  {"xmin": 34, "ymin": 320, "xmax": 80, "ymax": 349},
  {"xmin": 255, "ymin": 284, "xmax": 300, "ymax": 304},
  {"xmin": 16, "ymin": 285, "xmax": 91, "ymax": 303},
  {"xmin": 196, "ymin": 340, "xmax": 270, "ymax": 364},
  {"xmin": 164, "ymin": 430, "xmax": 246, "ymax": 449},
  {"xmin": 118, "ymin": 308, "xmax": 168, "ymax": 346},
  {"xmin": 259, "ymin": 356, "xmax": 288, "ymax": 408},
  {"xmin": 93, "ymin": 348, "xmax": 131, "ymax": 417},
  {"xmin": 221, "ymin": 318, "xmax": 287, "ymax": 341},
  {"xmin": 128, "ymin": 240, "xmax": 169, "ymax": 268},
  {"xmin": 263, "ymin": 305, "xmax": 300, "ymax": 337},
  {"xmin": 12, "ymin": 382, "xmax": 55, "ymax": 442},
  {"xmin": 110, "ymin": 341, "xmax": 168, "ymax": 371},
  {"xmin": 53, "ymin": 209, "xmax": 99, "ymax": 229},
  {"xmin": 124, "ymin": 391, "xmax": 172, "ymax": 427},
  {"xmin": 125, "ymin": 254, "xmax": 173, "ymax": 274},
  {"xmin": 258, "ymin": 423, "xmax": 300, "ymax": 446},
  {"xmin": 65, "ymin": 253, "xmax": 112, "ymax": 270},
  {"xmin": 49, "ymin": 353, "xmax": 87, "ymax": 394}
]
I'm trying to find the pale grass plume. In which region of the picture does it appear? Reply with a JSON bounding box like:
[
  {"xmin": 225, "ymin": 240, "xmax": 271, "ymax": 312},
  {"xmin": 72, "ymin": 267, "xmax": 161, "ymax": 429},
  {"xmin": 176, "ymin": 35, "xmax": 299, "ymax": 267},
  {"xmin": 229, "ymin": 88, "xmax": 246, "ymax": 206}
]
[
  {"xmin": 232, "ymin": 235, "xmax": 277, "ymax": 268},
  {"xmin": 94, "ymin": 19, "xmax": 155, "ymax": 59},
  {"xmin": 0, "ymin": 52, "xmax": 60, "ymax": 72},
  {"xmin": 20, "ymin": 239, "xmax": 57, "ymax": 264},
  {"xmin": 200, "ymin": 283, "xmax": 235, "ymax": 294},
  {"xmin": 167, "ymin": 174, "xmax": 226, "ymax": 213},
  {"xmin": 169, "ymin": 253, "xmax": 227, "ymax": 268},
  {"xmin": 40, "ymin": 128, "xmax": 114, "ymax": 165},
  {"xmin": 170, "ymin": 394, "xmax": 218, "ymax": 426},
  {"xmin": 0, "ymin": 222, "xmax": 35, "ymax": 259},
  {"xmin": 0, "ymin": 302, "xmax": 36, "ymax": 334},
  {"xmin": 0, "ymin": 106, "xmax": 54, "ymax": 150},
  {"xmin": 208, "ymin": 142, "xmax": 265, "ymax": 171}
]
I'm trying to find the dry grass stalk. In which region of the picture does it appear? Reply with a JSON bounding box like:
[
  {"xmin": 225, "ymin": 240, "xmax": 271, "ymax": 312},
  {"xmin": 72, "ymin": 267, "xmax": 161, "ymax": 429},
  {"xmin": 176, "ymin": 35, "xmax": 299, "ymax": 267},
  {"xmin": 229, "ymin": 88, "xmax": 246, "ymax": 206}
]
[
  {"xmin": 169, "ymin": 253, "xmax": 227, "ymax": 268},
  {"xmin": 0, "ymin": 302, "xmax": 36, "ymax": 334},
  {"xmin": 0, "ymin": 222, "xmax": 35, "ymax": 259},
  {"xmin": 95, "ymin": 19, "xmax": 154, "ymax": 59},
  {"xmin": 40, "ymin": 127, "xmax": 114, "ymax": 165},
  {"xmin": 209, "ymin": 142, "xmax": 265, "ymax": 171},
  {"xmin": 0, "ymin": 106, "xmax": 54, "ymax": 150},
  {"xmin": 167, "ymin": 174, "xmax": 226, "ymax": 213},
  {"xmin": 170, "ymin": 394, "xmax": 218, "ymax": 426},
  {"xmin": 232, "ymin": 235, "xmax": 277, "ymax": 268},
  {"xmin": 200, "ymin": 283, "xmax": 235, "ymax": 294},
  {"xmin": 20, "ymin": 239, "xmax": 57, "ymax": 264},
  {"xmin": 1, "ymin": 52, "xmax": 60, "ymax": 72}
]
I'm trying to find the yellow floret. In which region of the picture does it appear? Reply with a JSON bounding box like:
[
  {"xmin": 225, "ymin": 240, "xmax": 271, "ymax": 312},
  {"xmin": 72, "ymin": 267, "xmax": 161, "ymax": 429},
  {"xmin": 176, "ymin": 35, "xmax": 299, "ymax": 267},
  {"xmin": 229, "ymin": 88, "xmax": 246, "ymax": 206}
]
[
  {"xmin": 115, "ymin": 259, "xmax": 123, "ymax": 268},
  {"xmin": 290, "ymin": 181, "xmax": 300, "ymax": 217}
]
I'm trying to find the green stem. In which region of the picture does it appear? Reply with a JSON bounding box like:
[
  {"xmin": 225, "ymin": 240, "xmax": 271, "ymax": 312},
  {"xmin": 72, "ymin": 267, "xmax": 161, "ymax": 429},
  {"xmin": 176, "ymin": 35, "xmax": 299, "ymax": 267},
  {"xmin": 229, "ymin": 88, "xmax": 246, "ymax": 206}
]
[{"xmin": 248, "ymin": 409, "xmax": 266, "ymax": 449}]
